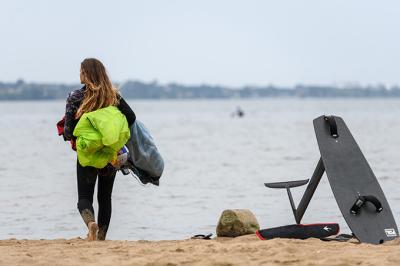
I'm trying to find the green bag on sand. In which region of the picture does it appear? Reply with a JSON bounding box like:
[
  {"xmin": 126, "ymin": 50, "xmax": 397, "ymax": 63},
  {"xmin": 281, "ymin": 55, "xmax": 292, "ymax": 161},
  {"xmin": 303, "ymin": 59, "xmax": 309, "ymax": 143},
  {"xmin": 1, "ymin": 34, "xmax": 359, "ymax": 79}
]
[{"xmin": 73, "ymin": 106, "xmax": 130, "ymax": 168}]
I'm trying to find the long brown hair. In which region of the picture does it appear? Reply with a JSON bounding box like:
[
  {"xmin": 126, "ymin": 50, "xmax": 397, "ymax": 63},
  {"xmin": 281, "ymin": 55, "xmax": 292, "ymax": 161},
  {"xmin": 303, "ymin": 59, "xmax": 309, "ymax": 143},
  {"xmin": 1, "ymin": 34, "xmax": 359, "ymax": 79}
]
[{"xmin": 75, "ymin": 58, "xmax": 119, "ymax": 118}]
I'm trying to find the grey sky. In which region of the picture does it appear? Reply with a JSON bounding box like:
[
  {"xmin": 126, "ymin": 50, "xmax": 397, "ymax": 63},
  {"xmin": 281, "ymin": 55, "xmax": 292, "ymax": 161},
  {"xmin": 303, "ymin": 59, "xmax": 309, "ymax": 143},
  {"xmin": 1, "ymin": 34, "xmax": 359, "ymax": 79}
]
[{"xmin": 1, "ymin": 0, "xmax": 400, "ymax": 87}]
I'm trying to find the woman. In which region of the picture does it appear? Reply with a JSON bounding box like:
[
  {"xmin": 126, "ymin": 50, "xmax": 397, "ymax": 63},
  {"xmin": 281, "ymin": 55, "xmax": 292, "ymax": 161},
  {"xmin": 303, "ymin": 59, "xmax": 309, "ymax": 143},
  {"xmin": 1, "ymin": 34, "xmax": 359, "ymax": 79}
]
[{"xmin": 63, "ymin": 58, "xmax": 136, "ymax": 241}]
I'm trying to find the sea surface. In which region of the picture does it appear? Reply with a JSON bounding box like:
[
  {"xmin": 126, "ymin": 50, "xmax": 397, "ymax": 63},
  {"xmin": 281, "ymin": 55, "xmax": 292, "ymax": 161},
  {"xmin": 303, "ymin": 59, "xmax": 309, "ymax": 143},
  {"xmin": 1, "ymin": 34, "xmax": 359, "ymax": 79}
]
[{"xmin": 1, "ymin": 99, "xmax": 400, "ymax": 240}]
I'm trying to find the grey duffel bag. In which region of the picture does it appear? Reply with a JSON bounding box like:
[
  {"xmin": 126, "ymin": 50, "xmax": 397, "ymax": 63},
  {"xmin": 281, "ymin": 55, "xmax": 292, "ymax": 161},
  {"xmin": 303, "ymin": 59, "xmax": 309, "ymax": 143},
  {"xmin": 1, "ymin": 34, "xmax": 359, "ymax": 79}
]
[{"xmin": 123, "ymin": 120, "xmax": 164, "ymax": 185}]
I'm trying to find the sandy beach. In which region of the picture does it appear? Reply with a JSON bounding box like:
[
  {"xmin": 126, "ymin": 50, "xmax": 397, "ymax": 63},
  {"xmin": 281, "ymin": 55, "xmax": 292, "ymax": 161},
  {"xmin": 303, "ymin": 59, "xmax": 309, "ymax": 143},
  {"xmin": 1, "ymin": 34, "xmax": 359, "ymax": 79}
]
[{"xmin": 1, "ymin": 235, "xmax": 399, "ymax": 266}]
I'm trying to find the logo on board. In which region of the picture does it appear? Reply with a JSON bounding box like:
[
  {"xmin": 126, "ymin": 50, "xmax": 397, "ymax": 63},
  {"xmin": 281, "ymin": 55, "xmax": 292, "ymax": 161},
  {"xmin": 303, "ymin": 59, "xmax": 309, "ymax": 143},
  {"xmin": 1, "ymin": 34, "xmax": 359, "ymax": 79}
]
[
  {"xmin": 323, "ymin": 226, "xmax": 331, "ymax": 232},
  {"xmin": 385, "ymin": 228, "xmax": 397, "ymax": 237}
]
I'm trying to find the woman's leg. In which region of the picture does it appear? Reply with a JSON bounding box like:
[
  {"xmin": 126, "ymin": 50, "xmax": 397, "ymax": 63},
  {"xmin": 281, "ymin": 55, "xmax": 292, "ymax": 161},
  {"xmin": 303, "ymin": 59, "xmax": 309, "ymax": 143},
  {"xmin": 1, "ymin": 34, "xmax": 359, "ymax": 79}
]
[
  {"xmin": 97, "ymin": 165, "xmax": 117, "ymax": 240},
  {"xmin": 76, "ymin": 160, "xmax": 98, "ymax": 227}
]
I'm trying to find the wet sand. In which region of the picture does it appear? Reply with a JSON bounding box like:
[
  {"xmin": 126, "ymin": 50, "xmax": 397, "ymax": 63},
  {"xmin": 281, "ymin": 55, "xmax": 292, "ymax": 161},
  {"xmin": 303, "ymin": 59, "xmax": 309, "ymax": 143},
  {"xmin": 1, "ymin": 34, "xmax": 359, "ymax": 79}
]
[{"xmin": 1, "ymin": 235, "xmax": 400, "ymax": 266}]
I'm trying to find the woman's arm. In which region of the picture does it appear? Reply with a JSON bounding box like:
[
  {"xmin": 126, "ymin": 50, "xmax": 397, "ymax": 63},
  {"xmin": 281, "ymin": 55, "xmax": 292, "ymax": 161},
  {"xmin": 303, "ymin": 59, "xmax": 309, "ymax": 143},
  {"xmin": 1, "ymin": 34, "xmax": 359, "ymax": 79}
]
[
  {"xmin": 64, "ymin": 87, "xmax": 85, "ymax": 140},
  {"xmin": 118, "ymin": 96, "xmax": 136, "ymax": 126}
]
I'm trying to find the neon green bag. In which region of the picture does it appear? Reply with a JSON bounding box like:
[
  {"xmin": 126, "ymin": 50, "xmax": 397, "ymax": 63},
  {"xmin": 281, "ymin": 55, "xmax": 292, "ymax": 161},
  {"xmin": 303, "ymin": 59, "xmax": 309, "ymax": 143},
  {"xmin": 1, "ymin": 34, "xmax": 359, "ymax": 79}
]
[{"xmin": 73, "ymin": 106, "xmax": 130, "ymax": 168}]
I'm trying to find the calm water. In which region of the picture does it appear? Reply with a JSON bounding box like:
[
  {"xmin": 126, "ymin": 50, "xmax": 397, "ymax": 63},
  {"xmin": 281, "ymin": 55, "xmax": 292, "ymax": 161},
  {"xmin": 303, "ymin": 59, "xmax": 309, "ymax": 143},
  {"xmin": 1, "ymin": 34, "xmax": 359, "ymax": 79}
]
[{"xmin": 1, "ymin": 99, "xmax": 400, "ymax": 240}]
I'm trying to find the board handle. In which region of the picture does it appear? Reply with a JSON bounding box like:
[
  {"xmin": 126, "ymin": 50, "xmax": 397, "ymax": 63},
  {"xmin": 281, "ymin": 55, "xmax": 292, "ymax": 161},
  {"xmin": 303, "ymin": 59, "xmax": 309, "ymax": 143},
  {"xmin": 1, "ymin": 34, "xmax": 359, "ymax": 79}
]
[
  {"xmin": 324, "ymin": 115, "xmax": 339, "ymax": 138},
  {"xmin": 350, "ymin": 195, "xmax": 383, "ymax": 215}
]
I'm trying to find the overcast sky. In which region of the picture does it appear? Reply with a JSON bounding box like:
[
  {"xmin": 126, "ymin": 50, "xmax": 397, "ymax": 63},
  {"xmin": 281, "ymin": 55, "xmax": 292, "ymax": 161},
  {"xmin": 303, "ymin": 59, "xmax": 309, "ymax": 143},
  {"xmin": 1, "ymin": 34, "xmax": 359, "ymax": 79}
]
[{"xmin": 1, "ymin": 0, "xmax": 400, "ymax": 87}]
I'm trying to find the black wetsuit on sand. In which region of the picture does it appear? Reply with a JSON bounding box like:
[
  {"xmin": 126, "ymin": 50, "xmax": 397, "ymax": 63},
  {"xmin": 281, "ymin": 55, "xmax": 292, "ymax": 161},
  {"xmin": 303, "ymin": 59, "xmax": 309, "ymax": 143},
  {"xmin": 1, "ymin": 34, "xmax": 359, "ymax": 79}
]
[{"xmin": 64, "ymin": 86, "xmax": 135, "ymax": 240}]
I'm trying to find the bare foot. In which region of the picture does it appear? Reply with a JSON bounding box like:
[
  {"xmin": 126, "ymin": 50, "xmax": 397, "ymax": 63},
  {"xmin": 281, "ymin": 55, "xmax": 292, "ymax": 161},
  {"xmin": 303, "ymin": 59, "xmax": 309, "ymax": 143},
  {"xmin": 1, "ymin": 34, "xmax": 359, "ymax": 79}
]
[{"xmin": 87, "ymin": 222, "xmax": 98, "ymax": 241}]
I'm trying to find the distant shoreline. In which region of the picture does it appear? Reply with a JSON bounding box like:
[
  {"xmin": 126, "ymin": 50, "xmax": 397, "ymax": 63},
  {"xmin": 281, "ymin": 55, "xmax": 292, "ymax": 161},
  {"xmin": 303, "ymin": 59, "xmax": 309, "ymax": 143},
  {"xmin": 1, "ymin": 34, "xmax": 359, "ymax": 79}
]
[
  {"xmin": 2, "ymin": 97, "xmax": 400, "ymax": 102},
  {"xmin": 1, "ymin": 79, "xmax": 400, "ymax": 100}
]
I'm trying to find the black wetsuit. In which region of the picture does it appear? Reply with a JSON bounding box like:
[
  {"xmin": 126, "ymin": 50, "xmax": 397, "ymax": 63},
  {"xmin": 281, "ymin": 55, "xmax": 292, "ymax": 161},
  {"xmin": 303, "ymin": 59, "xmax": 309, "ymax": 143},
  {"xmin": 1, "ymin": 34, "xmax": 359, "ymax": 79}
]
[{"xmin": 64, "ymin": 86, "xmax": 135, "ymax": 240}]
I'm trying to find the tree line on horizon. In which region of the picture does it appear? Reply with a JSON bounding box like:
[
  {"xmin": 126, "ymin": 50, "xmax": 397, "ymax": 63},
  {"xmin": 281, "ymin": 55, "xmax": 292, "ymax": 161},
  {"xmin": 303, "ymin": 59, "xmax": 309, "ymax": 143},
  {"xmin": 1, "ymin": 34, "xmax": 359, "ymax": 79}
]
[{"xmin": 1, "ymin": 79, "xmax": 400, "ymax": 100}]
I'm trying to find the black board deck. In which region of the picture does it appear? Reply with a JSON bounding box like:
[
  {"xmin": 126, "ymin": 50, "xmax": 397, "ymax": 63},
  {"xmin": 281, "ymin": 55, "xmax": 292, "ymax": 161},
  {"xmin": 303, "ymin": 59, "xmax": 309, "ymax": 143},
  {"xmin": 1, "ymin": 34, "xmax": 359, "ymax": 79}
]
[{"xmin": 314, "ymin": 115, "xmax": 398, "ymax": 244}]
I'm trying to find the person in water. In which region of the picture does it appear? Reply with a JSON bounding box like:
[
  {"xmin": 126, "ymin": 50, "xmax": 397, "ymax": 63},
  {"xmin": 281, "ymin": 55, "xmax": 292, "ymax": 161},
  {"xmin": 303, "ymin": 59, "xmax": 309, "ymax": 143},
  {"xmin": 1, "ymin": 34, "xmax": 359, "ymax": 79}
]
[{"xmin": 63, "ymin": 58, "xmax": 136, "ymax": 241}]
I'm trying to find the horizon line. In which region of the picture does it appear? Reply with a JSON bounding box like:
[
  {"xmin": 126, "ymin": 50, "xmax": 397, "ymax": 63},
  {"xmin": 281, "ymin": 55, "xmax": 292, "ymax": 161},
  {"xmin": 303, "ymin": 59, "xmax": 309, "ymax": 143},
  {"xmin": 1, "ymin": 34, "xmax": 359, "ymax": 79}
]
[{"xmin": 1, "ymin": 78, "xmax": 399, "ymax": 90}]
